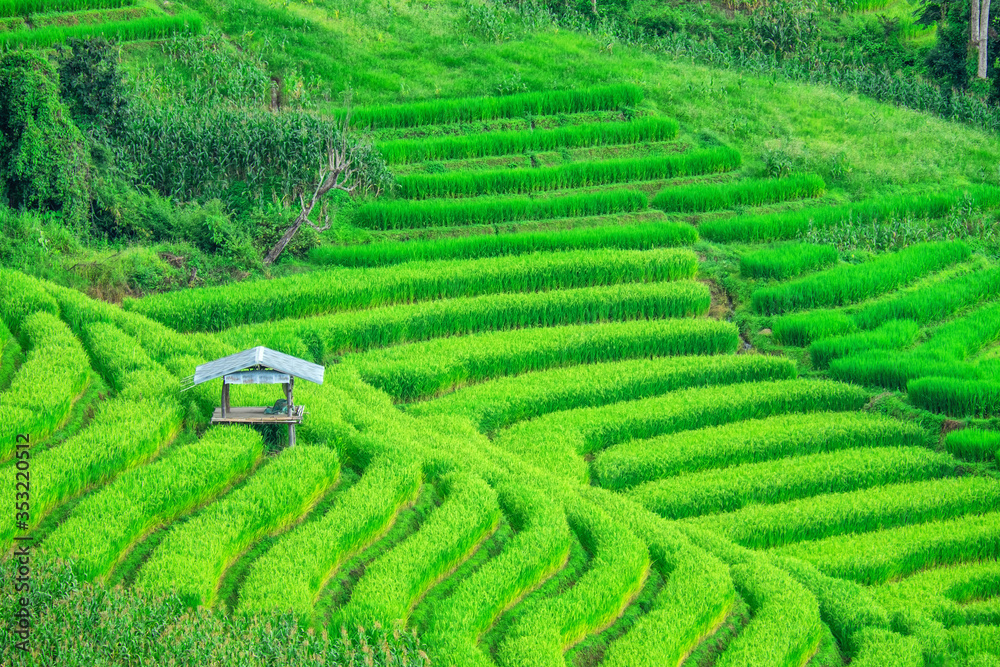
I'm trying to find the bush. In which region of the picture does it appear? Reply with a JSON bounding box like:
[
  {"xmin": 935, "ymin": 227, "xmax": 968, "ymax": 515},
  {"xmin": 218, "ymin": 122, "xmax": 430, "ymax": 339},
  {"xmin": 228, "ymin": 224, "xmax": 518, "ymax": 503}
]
[
  {"xmin": 56, "ymin": 36, "xmax": 129, "ymax": 134},
  {"xmin": 0, "ymin": 51, "xmax": 91, "ymax": 227}
]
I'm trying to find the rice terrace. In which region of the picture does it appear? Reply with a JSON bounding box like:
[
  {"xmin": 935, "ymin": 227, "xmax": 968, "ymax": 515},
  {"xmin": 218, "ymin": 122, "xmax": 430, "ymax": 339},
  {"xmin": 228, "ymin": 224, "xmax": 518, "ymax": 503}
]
[{"xmin": 1, "ymin": 0, "xmax": 1000, "ymax": 664}]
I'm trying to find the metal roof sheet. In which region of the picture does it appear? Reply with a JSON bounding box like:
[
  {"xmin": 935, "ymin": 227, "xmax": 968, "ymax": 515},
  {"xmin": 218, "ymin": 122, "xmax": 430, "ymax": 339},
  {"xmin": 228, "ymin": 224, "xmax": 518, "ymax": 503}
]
[{"xmin": 191, "ymin": 347, "xmax": 324, "ymax": 386}]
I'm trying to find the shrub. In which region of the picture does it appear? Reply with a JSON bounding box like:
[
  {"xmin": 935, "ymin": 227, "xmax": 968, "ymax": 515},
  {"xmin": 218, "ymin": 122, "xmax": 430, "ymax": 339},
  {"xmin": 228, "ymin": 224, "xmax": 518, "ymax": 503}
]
[{"xmin": 0, "ymin": 51, "xmax": 91, "ymax": 227}]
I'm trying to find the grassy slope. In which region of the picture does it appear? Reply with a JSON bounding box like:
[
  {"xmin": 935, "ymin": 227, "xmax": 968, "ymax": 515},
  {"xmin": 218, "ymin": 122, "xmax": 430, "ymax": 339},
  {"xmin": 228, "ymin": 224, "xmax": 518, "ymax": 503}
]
[{"xmin": 157, "ymin": 0, "xmax": 1000, "ymax": 200}]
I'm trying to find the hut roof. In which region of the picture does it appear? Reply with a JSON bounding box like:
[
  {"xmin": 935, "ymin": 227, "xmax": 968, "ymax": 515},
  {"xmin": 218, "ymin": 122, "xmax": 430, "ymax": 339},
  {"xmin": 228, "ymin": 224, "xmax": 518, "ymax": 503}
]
[{"xmin": 190, "ymin": 346, "xmax": 324, "ymax": 386}]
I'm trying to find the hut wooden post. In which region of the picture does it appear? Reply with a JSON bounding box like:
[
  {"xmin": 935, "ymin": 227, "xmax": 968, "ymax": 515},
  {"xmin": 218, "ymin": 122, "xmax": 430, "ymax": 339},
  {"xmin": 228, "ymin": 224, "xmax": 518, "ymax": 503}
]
[
  {"xmin": 221, "ymin": 383, "xmax": 230, "ymax": 418},
  {"xmin": 286, "ymin": 377, "xmax": 296, "ymax": 447}
]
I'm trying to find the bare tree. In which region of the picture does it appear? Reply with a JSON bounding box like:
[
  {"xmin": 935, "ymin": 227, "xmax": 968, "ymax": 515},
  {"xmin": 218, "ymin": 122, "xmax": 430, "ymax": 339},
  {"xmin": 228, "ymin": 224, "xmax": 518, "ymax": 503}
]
[
  {"xmin": 972, "ymin": 0, "xmax": 992, "ymax": 79},
  {"xmin": 263, "ymin": 118, "xmax": 387, "ymax": 266}
]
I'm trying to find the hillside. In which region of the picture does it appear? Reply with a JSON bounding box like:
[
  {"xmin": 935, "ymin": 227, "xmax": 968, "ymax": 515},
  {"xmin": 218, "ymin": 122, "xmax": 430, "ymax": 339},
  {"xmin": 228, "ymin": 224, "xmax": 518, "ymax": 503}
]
[{"xmin": 2, "ymin": 1, "xmax": 1000, "ymax": 666}]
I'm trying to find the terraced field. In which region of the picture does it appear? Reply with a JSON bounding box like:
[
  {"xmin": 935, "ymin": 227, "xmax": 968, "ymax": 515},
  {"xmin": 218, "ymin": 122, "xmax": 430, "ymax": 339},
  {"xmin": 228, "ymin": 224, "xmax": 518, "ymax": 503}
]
[
  {"xmin": 4, "ymin": 84, "xmax": 1000, "ymax": 666},
  {"xmin": 0, "ymin": 0, "xmax": 201, "ymax": 48}
]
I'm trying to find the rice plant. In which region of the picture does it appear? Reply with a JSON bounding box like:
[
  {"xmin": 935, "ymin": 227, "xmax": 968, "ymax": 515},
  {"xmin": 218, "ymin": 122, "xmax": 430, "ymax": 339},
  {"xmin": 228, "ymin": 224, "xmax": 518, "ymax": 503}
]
[
  {"xmin": 80, "ymin": 321, "xmax": 175, "ymax": 396},
  {"xmin": 126, "ymin": 248, "xmax": 687, "ymax": 332},
  {"xmin": 43, "ymin": 426, "xmax": 263, "ymax": 582},
  {"xmin": 497, "ymin": 379, "xmax": 870, "ymax": 483},
  {"xmin": 740, "ymin": 242, "xmax": 838, "ymax": 281},
  {"xmin": 410, "ymin": 354, "xmax": 796, "ymax": 432},
  {"xmin": 920, "ymin": 301, "xmax": 1000, "ymax": 360},
  {"xmin": 808, "ymin": 320, "xmax": 919, "ymax": 369},
  {"xmin": 715, "ymin": 558, "xmax": 823, "ymax": 667},
  {"xmin": 829, "ymin": 350, "xmax": 980, "ymax": 391},
  {"xmin": 945, "ymin": 429, "xmax": 1000, "ymax": 462},
  {"xmin": 585, "ymin": 487, "xmax": 737, "ymax": 667},
  {"xmin": 0, "ymin": 0, "xmax": 132, "ymax": 18},
  {"xmin": 395, "ymin": 147, "xmax": 741, "ymax": 199},
  {"xmin": 908, "ymin": 376, "xmax": 1000, "ymax": 417},
  {"xmin": 225, "ymin": 278, "xmax": 709, "ymax": 363},
  {"xmin": 0, "ymin": 267, "xmax": 59, "ymax": 335},
  {"xmin": 771, "ymin": 309, "xmax": 855, "ymax": 347},
  {"xmin": 424, "ymin": 482, "xmax": 571, "ymax": 662},
  {"xmin": 699, "ymin": 186, "xmax": 1000, "ymax": 243},
  {"xmin": 237, "ymin": 455, "xmax": 422, "ymax": 617},
  {"xmin": 309, "ymin": 219, "xmax": 698, "ymax": 267},
  {"xmin": 773, "ymin": 510, "xmax": 1000, "ymax": 585},
  {"xmin": 31, "ymin": 5, "xmax": 154, "ymax": 28},
  {"xmin": 135, "ymin": 445, "xmax": 340, "ymax": 608},
  {"xmin": 0, "ymin": 12, "xmax": 201, "ymax": 49},
  {"xmin": 630, "ymin": 446, "xmax": 956, "ymax": 519},
  {"xmin": 593, "ymin": 412, "xmax": 930, "ymax": 490},
  {"xmin": 378, "ymin": 117, "xmax": 679, "ymax": 164},
  {"xmin": 850, "ymin": 265, "xmax": 1000, "ymax": 329},
  {"xmin": 0, "ymin": 312, "xmax": 90, "ymax": 462},
  {"xmin": 653, "ymin": 174, "xmax": 825, "ymax": 213},
  {"xmin": 873, "ymin": 560, "xmax": 1000, "ymax": 629},
  {"xmin": 849, "ymin": 630, "xmax": 923, "ymax": 667},
  {"xmin": 497, "ymin": 497, "xmax": 649, "ymax": 664},
  {"xmin": 751, "ymin": 241, "xmax": 970, "ymax": 315},
  {"xmin": 0, "ymin": 393, "xmax": 183, "ymax": 550},
  {"xmin": 345, "ymin": 317, "xmax": 739, "ymax": 401},
  {"xmin": 343, "ymin": 84, "xmax": 644, "ymax": 129},
  {"xmin": 47, "ymin": 281, "xmax": 206, "ymax": 362},
  {"xmin": 697, "ymin": 476, "xmax": 999, "ymax": 549},
  {"xmin": 353, "ymin": 189, "xmax": 648, "ymax": 230},
  {"xmin": 338, "ymin": 472, "xmax": 501, "ymax": 627},
  {"xmin": 832, "ymin": 301, "xmax": 1000, "ymax": 390}
]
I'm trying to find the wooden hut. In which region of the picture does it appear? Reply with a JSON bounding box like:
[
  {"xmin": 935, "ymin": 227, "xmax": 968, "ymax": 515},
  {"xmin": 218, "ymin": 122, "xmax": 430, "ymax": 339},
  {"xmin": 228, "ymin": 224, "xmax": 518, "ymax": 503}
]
[{"xmin": 183, "ymin": 346, "xmax": 324, "ymax": 446}]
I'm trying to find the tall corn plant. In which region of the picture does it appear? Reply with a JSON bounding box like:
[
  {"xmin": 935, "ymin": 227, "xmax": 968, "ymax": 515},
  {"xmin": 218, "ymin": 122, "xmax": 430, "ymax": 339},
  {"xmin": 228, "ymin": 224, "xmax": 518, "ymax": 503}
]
[
  {"xmin": 114, "ymin": 103, "xmax": 392, "ymax": 264},
  {"xmin": 263, "ymin": 114, "xmax": 391, "ymax": 266}
]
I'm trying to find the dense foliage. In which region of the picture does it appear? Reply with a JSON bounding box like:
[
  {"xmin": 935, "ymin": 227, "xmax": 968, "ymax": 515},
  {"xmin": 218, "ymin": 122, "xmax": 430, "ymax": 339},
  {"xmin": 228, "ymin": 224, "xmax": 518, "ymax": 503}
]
[{"xmin": 0, "ymin": 52, "xmax": 91, "ymax": 228}]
